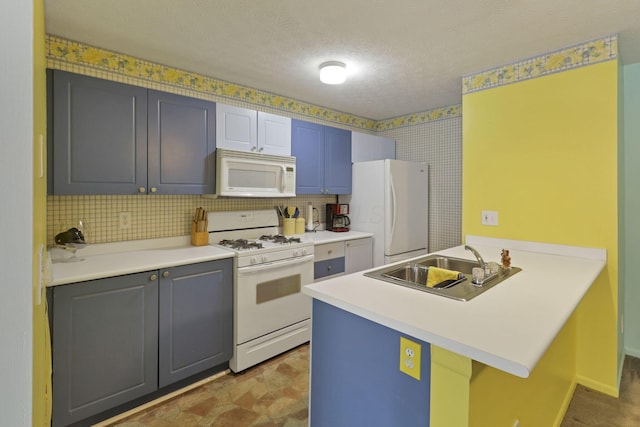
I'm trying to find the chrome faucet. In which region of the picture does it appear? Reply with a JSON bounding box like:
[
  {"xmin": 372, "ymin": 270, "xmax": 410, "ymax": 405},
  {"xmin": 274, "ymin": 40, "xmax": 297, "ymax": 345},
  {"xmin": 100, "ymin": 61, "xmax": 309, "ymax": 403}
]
[{"xmin": 464, "ymin": 245, "xmax": 486, "ymax": 271}]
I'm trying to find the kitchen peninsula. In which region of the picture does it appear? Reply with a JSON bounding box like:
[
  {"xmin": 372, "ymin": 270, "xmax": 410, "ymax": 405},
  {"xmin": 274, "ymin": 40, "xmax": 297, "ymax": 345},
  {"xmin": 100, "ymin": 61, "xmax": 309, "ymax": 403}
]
[{"xmin": 303, "ymin": 236, "xmax": 606, "ymax": 426}]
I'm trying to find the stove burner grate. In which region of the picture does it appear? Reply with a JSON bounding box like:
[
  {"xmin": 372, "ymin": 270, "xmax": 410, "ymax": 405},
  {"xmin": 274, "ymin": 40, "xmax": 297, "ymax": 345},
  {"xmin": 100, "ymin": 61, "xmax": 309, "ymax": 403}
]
[
  {"xmin": 259, "ymin": 235, "xmax": 302, "ymax": 244},
  {"xmin": 219, "ymin": 239, "xmax": 263, "ymax": 250}
]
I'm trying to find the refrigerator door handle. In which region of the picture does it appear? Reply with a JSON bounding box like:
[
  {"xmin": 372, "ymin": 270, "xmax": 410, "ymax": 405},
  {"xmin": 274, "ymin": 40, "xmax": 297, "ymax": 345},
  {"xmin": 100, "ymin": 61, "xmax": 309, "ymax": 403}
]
[{"xmin": 389, "ymin": 174, "xmax": 397, "ymax": 239}]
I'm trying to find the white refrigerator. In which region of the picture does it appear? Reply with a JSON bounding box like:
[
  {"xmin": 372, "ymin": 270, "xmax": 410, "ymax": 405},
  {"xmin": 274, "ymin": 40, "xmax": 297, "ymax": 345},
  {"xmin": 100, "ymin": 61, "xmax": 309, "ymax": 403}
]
[{"xmin": 349, "ymin": 160, "xmax": 429, "ymax": 267}]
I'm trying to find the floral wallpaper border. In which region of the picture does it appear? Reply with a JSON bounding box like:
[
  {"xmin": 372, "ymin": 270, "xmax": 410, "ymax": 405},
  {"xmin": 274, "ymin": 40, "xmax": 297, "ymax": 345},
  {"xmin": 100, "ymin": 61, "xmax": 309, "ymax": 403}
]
[
  {"xmin": 375, "ymin": 104, "xmax": 461, "ymax": 130},
  {"xmin": 46, "ymin": 34, "xmax": 462, "ymax": 131},
  {"xmin": 463, "ymin": 34, "xmax": 618, "ymax": 94},
  {"xmin": 46, "ymin": 35, "xmax": 379, "ymax": 130},
  {"xmin": 46, "ymin": 34, "xmax": 616, "ymax": 131}
]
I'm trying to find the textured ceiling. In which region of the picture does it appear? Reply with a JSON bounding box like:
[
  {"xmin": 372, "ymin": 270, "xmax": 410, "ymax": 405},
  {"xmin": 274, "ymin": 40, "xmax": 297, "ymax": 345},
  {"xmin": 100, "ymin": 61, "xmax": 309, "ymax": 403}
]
[{"xmin": 44, "ymin": 0, "xmax": 640, "ymax": 120}]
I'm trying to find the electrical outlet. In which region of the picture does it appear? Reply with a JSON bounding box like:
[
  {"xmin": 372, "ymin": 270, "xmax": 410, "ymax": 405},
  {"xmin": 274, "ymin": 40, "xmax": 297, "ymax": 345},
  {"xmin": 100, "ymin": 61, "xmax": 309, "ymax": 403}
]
[
  {"xmin": 481, "ymin": 210, "xmax": 498, "ymax": 226},
  {"xmin": 399, "ymin": 337, "xmax": 421, "ymax": 380},
  {"xmin": 119, "ymin": 212, "xmax": 132, "ymax": 230}
]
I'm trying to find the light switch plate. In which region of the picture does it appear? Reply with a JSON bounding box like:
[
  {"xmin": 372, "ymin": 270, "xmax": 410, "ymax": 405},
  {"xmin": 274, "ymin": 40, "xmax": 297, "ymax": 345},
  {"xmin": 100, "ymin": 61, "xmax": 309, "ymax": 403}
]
[{"xmin": 481, "ymin": 210, "xmax": 498, "ymax": 226}]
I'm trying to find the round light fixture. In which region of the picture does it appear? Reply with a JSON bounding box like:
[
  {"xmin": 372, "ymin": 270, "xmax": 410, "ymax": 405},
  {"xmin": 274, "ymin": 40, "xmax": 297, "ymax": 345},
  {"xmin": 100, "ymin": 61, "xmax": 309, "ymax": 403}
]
[{"xmin": 319, "ymin": 61, "xmax": 346, "ymax": 85}]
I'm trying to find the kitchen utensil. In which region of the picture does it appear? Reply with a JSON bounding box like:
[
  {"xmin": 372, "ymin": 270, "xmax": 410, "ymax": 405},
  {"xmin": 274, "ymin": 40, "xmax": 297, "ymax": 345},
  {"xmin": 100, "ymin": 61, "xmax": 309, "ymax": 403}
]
[
  {"xmin": 283, "ymin": 218, "xmax": 295, "ymax": 236},
  {"xmin": 284, "ymin": 207, "xmax": 290, "ymax": 218},
  {"xmin": 293, "ymin": 207, "xmax": 299, "ymax": 218},
  {"xmin": 191, "ymin": 207, "xmax": 208, "ymax": 246}
]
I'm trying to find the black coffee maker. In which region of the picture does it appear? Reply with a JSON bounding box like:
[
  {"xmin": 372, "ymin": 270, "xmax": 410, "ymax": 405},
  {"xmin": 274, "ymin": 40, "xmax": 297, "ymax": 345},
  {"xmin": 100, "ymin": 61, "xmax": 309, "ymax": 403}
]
[{"xmin": 326, "ymin": 204, "xmax": 350, "ymax": 232}]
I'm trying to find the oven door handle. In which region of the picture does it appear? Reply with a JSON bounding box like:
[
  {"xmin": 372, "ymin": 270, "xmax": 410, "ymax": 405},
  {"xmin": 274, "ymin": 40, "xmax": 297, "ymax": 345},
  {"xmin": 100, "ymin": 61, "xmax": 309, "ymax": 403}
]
[{"xmin": 237, "ymin": 254, "xmax": 314, "ymax": 275}]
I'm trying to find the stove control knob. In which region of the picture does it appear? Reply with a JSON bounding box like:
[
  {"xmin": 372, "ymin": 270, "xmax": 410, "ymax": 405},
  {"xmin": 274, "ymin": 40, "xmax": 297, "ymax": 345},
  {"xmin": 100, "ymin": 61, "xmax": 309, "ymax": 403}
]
[
  {"xmin": 261, "ymin": 255, "xmax": 268, "ymax": 263},
  {"xmin": 250, "ymin": 256, "xmax": 257, "ymax": 265},
  {"xmin": 292, "ymin": 249, "xmax": 299, "ymax": 257},
  {"xmin": 301, "ymin": 248, "xmax": 308, "ymax": 255}
]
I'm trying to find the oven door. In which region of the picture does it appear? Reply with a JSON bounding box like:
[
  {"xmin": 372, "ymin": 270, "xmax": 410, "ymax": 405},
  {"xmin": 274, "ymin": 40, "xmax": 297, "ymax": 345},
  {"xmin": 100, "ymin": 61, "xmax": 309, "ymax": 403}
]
[{"xmin": 235, "ymin": 254, "xmax": 313, "ymax": 344}]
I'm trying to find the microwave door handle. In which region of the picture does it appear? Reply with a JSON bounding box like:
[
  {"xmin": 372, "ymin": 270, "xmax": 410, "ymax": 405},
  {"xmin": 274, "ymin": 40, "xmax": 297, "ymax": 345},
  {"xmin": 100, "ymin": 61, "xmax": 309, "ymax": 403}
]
[{"xmin": 281, "ymin": 165, "xmax": 286, "ymax": 191}]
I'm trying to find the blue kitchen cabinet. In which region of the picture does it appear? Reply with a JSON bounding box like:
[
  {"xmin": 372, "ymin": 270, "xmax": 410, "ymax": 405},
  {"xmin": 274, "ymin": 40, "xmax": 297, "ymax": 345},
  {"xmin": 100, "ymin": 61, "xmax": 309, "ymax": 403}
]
[
  {"xmin": 147, "ymin": 90, "xmax": 216, "ymax": 194},
  {"xmin": 50, "ymin": 70, "xmax": 148, "ymax": 195},
  {"xmin": 291, "ymin": 119, "xmax": 352, "ymax": 194},
  {"xmin": 50, "ymin": 271, "xmax": 159, "ymax": 427},
  {"xmin": 310, "ymin": 300, "xmax": 431, "ymax": 427},
  {"xmin": 49, "ymin": 71, "xmax": 216, "ymax": 195},
  {"xmin": 158, "ymin": 259, "xmax": 233, "ymax": 387},
  {"xmin": 50, "ymin": 259, "xmax": 233, "ymax": 426}
]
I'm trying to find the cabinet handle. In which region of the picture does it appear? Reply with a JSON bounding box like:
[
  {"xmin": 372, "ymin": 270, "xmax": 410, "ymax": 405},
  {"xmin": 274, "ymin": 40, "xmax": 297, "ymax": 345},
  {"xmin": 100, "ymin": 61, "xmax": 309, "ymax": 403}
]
[
  {"xmin": 150, "ymin": 187, "xmax": 157, "ymax": 193},
  {"xmin": 138, "ymin": 187, "xmax": 146, "ymax": 193},
  {"xmin": 327, "ymin": 265, "xmax": 332, "ymax": 271},
  {"xmin": 258, "ymin": 147, "xmax": 264, "ymax": 152},
  {"xmin": 328, "ymin": 249, "xmax": 332, "ymax": 254},
  {"xmin": 251, "ymin": 146, "xmax": 257, "ymax": 151},
  {"xmin": 149, "ymin": 274, "xmax": 157, "ymax": 281},
  {"xmin": 162, "ymin": 271, "xmax": 170, "ymax": 278}
]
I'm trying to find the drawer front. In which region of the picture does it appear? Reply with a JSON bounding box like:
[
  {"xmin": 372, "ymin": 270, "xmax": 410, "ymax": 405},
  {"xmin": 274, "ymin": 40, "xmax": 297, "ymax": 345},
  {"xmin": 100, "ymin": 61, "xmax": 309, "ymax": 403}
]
[
  {"xmin": 314, "ymin": 242, "xmax": 345, "ymax": 262},
  {"xmin": 314, "ymin": 257, "xmax": 346, "ymax": 280}
]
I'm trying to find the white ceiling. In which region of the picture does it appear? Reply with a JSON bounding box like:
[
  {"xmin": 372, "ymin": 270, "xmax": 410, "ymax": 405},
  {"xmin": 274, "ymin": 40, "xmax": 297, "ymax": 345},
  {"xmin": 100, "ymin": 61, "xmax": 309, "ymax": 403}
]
[{"xmin": 44, "ymin": 0, "xmax": 640, "ymax": 120}]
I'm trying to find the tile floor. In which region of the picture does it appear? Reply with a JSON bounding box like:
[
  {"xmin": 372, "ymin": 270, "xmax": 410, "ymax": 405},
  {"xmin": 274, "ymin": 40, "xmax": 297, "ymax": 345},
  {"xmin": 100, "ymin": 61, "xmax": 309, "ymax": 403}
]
[
  {"xmin": 108, "ymin": 344, "xmax": 640, "ymax": 426},
  {"xmin": 561, "ymin": 355, "xmax": 640, "ymax": 426},
  {"xmin": 112, "ymin": 344, "xmax": 309, "ymax": 427}
]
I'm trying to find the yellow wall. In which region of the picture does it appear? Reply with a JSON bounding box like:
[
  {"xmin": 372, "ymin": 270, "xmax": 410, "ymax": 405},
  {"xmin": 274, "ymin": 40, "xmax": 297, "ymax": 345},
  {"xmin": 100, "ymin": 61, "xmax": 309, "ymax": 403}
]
[
  {"xmin": 470, "ymin": 314, "xmax": 577, "ymax": 426},
  {"xmin": 462, "ymin": 58, "xmax": 619, "ymax": 424},
  {"xmin": 32, "ymin": 0, "xmax": 51, "ymax": 424}
]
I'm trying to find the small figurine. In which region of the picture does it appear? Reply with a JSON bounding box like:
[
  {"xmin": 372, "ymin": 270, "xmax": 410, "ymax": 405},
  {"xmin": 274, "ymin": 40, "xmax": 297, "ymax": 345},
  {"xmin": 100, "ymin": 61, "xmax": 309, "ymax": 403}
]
[{"xmin": 501, "ymin": 249, "xmax": 511, "ymax": 269}]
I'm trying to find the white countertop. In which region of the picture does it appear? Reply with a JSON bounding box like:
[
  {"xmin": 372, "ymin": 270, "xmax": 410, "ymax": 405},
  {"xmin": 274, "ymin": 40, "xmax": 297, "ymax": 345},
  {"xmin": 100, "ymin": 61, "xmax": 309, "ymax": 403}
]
[
  {"xmin": 303, "ymin": 235, "xmax": 606, "ymax": 378},
  {"xmin": 48, "ymin": 231, "xmax": 373, "ymax": 287},
  {"xmin": 49, "ymin": 236, "xmax": 235, "ymax": 287},
  {"xmin": 299, "ymin": 230, "xmax": 374, "ymax": 244}
]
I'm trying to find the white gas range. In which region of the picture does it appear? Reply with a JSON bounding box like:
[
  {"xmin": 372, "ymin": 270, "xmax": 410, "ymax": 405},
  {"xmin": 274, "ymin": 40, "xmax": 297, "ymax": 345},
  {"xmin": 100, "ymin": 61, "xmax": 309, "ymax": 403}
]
[{"xmin": 208, "ymin": 210, "xmax": 314, "ymax": 373}]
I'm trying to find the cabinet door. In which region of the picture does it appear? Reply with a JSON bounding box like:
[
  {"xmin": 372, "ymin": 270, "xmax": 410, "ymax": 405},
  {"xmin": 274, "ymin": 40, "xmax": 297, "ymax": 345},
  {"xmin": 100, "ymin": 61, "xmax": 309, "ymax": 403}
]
[
  {"xmin": 345, "ymin": 238, "xmax": 374, "ymax": 274},
  {"xmin": 324, "ymin": 126, "xmax": 352, "ymax": 194},
  {"xmin": 51, "ymin": 70, "xmax": 147, "ymax": 195},
  {"xmin": 148, "ymin": 91, "xmax": 216, "ymax": 194},
  {"xmin": 258, "ymin": 112, "xmax": 291, "ymax": 155},
  {"xmin": 352, "ymin": 132, "xmax": 396, "ymax": 162},
  {"xmin": 158, "ymin": 259, "xmax": 233, "ymax": 387},
  {"xmin": 51, "ymin": 272, "xmax": 159, "ymax": 427},
  {"xmin": 216, "ymin": 104, "xmax": 257, "ymax": 152},
  {"xmin": 292, "ymin": 119, "xmax": 325, "ymax": 194}
]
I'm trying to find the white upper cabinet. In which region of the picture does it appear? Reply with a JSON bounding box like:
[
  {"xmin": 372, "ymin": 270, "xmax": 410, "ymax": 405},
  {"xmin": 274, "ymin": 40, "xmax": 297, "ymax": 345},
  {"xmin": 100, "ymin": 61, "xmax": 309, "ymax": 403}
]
[
  {"xmin": 258, "ymin": 112, "xmax": 292, "ymax": 156},
  {"xmin": 216, "ymin": 104, "xmax": 291, "ymax": 155},
  {"xmin": 351, "ymin": 132, "xmax": 396, "ymax": 162}
]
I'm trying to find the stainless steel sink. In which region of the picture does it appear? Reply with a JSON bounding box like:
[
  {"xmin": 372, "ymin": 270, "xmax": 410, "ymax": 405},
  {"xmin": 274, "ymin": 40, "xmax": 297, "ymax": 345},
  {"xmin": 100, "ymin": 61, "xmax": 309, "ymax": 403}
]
[{"xmin": 364, "ymin": 254, "xmax": 521, "ymax": 301}]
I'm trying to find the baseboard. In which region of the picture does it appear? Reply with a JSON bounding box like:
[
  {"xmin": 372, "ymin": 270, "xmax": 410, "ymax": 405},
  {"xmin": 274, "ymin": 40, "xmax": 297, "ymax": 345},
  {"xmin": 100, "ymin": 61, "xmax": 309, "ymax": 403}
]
[
  {"xmin": 553, "ymin": 378, "xmax": 578, "ymax": 427},
  {"xmin": 576, "ymin": 374, "xmax": 620, "ymax": 398},
  {"xmin": 624, "ymin": 347, "xmax": 640, "ymax": 359}
]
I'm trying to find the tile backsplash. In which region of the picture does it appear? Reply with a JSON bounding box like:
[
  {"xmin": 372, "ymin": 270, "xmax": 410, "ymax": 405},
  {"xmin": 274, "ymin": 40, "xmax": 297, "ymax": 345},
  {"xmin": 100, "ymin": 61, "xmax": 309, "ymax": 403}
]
[{"xmin": 47, "ymin": 194, "xmax": 336, "ymax": 246}]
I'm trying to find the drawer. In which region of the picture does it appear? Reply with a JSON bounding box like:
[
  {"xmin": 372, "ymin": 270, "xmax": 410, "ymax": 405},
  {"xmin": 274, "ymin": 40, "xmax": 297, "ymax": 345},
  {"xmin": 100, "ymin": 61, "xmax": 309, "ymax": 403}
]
[
  {"xmin": 314, "ymin": 257, "xmax": 346, "ymax": 280},
  {"xmin": 314, "ymin": 242, "xmax": 345, "ymax": 262}
]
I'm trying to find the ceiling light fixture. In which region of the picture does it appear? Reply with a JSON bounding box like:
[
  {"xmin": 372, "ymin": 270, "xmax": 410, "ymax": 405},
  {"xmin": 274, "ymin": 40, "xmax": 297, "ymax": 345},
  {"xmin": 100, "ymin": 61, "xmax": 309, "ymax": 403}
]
[{"xmin": 319, "ymin": 61, "xmax": 347, "ymax": 85}]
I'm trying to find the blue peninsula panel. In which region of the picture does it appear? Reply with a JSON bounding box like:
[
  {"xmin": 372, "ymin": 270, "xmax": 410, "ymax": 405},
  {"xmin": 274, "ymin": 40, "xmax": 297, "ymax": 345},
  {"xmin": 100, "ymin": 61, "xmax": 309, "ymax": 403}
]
[{"xmin": 310, "ymin": 300, "xmax": 431, "ymax": 427}]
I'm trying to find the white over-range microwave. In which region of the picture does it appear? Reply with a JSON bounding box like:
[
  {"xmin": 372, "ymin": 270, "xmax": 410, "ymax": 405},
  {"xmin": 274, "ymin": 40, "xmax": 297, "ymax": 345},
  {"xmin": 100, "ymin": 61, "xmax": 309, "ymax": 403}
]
[{"xmin": 215, "ymin": 148, "xmax": 296, "ymax": 198}]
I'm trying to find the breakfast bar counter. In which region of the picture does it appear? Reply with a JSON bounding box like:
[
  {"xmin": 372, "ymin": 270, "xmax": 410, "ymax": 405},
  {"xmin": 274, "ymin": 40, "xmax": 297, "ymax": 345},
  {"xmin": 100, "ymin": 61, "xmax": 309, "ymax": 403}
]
[
  {"xmin": 303, "ymin": 235, "xmax": 607, "ymax": 426},
  {"xmin": 303, "ymin": 235, "xmax": 606, "ymax": 378}
]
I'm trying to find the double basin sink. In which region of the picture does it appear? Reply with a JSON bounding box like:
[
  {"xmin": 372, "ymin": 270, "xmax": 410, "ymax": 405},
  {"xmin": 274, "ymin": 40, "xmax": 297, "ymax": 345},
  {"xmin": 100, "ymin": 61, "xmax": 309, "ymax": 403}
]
[{"xmin": 364, "ymin": 254, "xmax": 521, "ymax": 301}]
